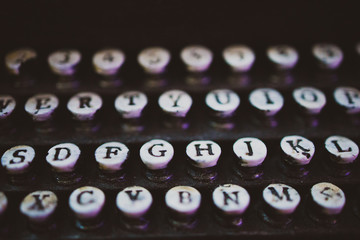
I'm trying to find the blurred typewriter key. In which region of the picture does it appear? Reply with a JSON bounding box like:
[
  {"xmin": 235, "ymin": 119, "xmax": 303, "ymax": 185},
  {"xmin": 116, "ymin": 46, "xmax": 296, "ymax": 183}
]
[
  {"xmin": 333, "ymin": 86, "xmax": 360, "ymax": 114},
  {"xmin": 158, "ymin": 89, "xmax": 193, "ymax": 117},
  {"xmin": 140, "ymin": 139, "xmax": 174, "ymax": 182},
  {"xmin": 205, "ymin": 89, "xmax": 240, "ymax": 118},
  {"xmin": 114, "ymin": 91, "xmax": 148, "ymax": 119},
  {"xmin": 261, "ymin": 183, "xmax": 300, "ymax": 226},
  {"xmin": 0, "ymin": 95, "xmax": 16, "ymax": 120},
  {"xmin": 67, "ymin": 92, "xmax": 103, "ymax": 121},
  {"xmin": 309, "ymin": 182, "xmax": 346, "ymax": 224},
  {"xmin": 0, "ymin": 192, "xmax": 8, "ymax": 218},
  {"xmin": 1, "ymin": 145, "xmax": 35, "ymax": 184},
  {"xmin": 46, "ymin": 143, "xmax": 82, "ymax": 185},
  {"xmin": 267, "ymin": 45, "xmax": 299, "ymax": 70},
  {"xmin": 249, "ymin": 88, "xmax": 284, "ymax": 116},
  {"xmin": 233, "ymin": 137, "xmax": 267, "ymax": 179},
  {"xmin": 20, "ymin": 191, "xmax": 58, "ymax": 231},
  {"xmin": 48, "ymin": 49, "xmax": 81, "ymax": 76},
  {"xmin": 186, "ymin": 140, "xmax": 221, "ymax": 181},
  {"xmin": 325, "ymin": 135, "xmax": 359, "ymax": 164},
  {"xmin": 180, "ymin": 45, "xmax": 213, "ymax": 72},
  {"xmin": 5, "ymin": 48, "xmax": 37, "ymax": 75},
  {"xmin": 69, "ymin": 186, "xmax": 105, "ymax": 230},
  {"xmin": 280, "ymin": 135, "xmax": 315, "ymax": 177},
  {"xmin": 95, "ymin": 142, "xmax": 129, "ymax": 181},
  {"xmin": 138, "ymin": 47, "xmax": 171, "ymax": 74},
  {"xmin": 165, "ymin": 186, "xmax": 201, "ymax": 229},
  {"xmin": 292, "ymin": 87, "xmax": 327, "ymax": 114},
  {"xmin": 212, "ymin": 184, "xmax": 250, "ymax": 227},
  {"xmin": 223, "ymin": 45, "xmax": 255, "ymax": 72},
  {"xmin": 312, "ymin": 43, "xmax": 343, "ymax": 69},
  {"xmin": 93, "ymin": 48, "xmax": 125, "ymax": 76},
  {"xmin": 24, "ymin": 94, "xmax": 59, "ymax": 122},
  {"xmin": 116, "ymin": 186, "xmax": 153, "ymax": 231}
]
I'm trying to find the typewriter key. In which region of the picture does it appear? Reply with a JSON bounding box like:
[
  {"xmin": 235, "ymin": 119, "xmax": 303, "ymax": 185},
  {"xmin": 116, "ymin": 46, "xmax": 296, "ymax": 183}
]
[
  {"xmin": 205, "ymin": 89, "xmax": 240, "ymax": 118},
  {"xmin": 1, "ymin": 145, "xmax": 35, "ymax": 184},
  {"xmin": 165, "ymin": 186, "xmax": 201, "ymax": 229},
  {"xmin": 292, "ymin": 87, "xmax": 327, "ymax": 115},
  {"xmin": 180, "ymin": 45, "xmax": 213, "ymax": 72},
  {"xmin": 69, "ymin": 186, "xmax": 105, "ymax": 230},
  {"xmin": 0, "ymin": 95, "xmax": 16, "ymax": 120},
  {"xmin": 48, "ymin": 49, "xmax": 81, "ymax": 76},
  {"xmin": 138, "ymin": 47, "xmax": 171, "ymax": 74},
  {"xmin": 67, "ymin": 92, "xmax": 103, "ymax": 121},
  {"xmin": 95, "ymin": 142, "xmax": 129, "ymax": 181},
  {"xmin": 212, "ymin": 184, "xmax": 250, "ymax": 227},
  {"xmin": 116, "ymin": 186, "xmax": 153, "ymax": 231},
  {"xmin": 24, "ymin": 93, "xmax": 59, "ymax": 122},
  {"xmin": 267, "ymin": 45, "xmax": 299, "ymax": 70},
  {"xmin": 5, "ymin": 48, "xmax": 37, "ymax": 75},
  {"xmin": 46, "ymin": 143, "xmax": 82, "ymax": 185},
  {"xmin": 325, "ymin": 136, "xmax": 359, "ymax": 164},
  {"xmin": 223, "ymin": 45, "xmax": 255, "ymax": 72},
  {"xmin": 140, "ymin": 139, "xmax": 174, "ymax": 182},
  {"xmin": 249, "ymin": 88, "xmax": 284, "ymax": 117},
  {"xmin": 261, "ymin": 184, "xmax": 300, "ymax": 226},
  {"xmin": 158, "ymin": 89, "xmax": 193, "ymax": 118},
  {"xmin": 233, "ymin": 137, "xmax": 267, "ymax": 179},
  {"xmin": 115, "ymin": 91, "xmax": 148, "ymax": 119},
  {"xmin": 333, "ymin": 87, "xmax": 360, "ymax": 114},
  {"xmin": 0, "ymin": 192, "xmax": 7, "ymax": 217},
  {"xmin": 312, "ymin": 43, "xmax": 343, "ymax": 70},
  {"xmin": 93, "ymin": 48, "xmax": 125, "ymax": 76},
  {"xmin": 20, "ymin": 191, "xmax": 58, "ymax": 231}
]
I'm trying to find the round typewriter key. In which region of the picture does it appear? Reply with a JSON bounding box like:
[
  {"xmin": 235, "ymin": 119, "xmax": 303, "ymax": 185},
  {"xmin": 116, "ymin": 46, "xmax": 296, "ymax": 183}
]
[
  {"xmin": 140, "ymin": 139, "xmax": 174, "ymax": 170},
  {"xmin": 267, "ymin": 45, "xmax": 299, "ymax": 70},
  {"xmin": 280, "ymin": 135, "xmax": 315, "ymax": 166},
  {"xmin": 95, "ymin": 142, "xmax": 129, "ymax": 172},
  {"xmin": 223, "ymin": 45, "xmax": 255, "ymax": 72},
  {"xmin": 5, "ymin": 48, "xmax": 37, "ymax": 75},
  {"xmin": 334, "ymin": 87, "xmax": 360, "ymax": 114},
  {"xmin": 0, "ymin": 95, "xmax": 16, "ymax": 120},
  {"xmin": 115, "ymin": 91, "xmax": 148, "ymax": 119},
  {"xmin": 186, "ymin": 140, "xmax": 221, "ymax": 168},
  {"xmin": 138, "ymin": 47, "xmax": 171, "ymax": 74},
  {"xmin": 205, "ymin": 89, "xmax": 240, "ymax": 118},
  {"xmin": 249, "ymin": 88, "xmax": 284, "ymax": 116},
  {"xmin": 292, "ymin": 87, "xmax": 327, "ymax": 114},
  {"xmin": 233, "ymin": 137, "xmax": 267, "ymax": 167},
  {"xmin": 93, "ymin": 48, "xmax": 125, "ymax": 76},
  {"xmin": 312, "ymin": 43, "xmax": 343, "ymax": 69},
  {"xmin": 1, "ymin": 145, "xmax": 35, "ymax": 175},
  {"xmin": 325, "ymin": 136, "xmax": 359, "ymax": 164},
  {"xmin": 25, "ymin": 94, "xmax": 59, "ymax": 121},
  {"xmin": 20, "ymin": 191, "xmax": 58, "ymax": 230},
  {"xmin": 0, "ymin": 192, "xmax": 8, "ymax": 216},
  {"xmin": 158, "ymin": 89, "xmax": 193, "ymax": 117},
  {"xmin": 46, "ymin": 143, "xmax": 80, "ymax": 172},
  {"xmin": 69, "ymin": 186, "xmax": 105, "ymax": 230},
  {"xmin": 67, "ymin": 92, "xmax": 103, "ymax": 121},
  {"xmin": 48, "ymin": 49, "xmax": 81, "ymax": 76},
  {"xmin": 180, "ymin": 45, "xmax": 213, "ymax": 72}
]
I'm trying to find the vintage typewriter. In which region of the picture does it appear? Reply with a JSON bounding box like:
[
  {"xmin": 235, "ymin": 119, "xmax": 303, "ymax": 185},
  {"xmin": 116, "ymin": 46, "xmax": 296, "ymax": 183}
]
[{"xmin": 1, "ymin": 0, "xmax": 360, "ymax": 239}]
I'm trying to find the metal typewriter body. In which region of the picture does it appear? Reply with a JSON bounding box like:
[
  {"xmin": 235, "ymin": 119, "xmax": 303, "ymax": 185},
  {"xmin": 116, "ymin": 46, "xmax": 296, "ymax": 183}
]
[{"xmin": 1, "ymin": 0, "xmax": 360, "ymax": 239}]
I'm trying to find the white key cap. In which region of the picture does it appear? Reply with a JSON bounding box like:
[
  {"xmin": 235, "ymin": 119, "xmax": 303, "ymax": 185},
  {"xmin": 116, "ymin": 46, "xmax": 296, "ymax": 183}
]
[
  {"xmin": 263, "ymin": 183, "xmax": 300, "ymax": 215},
  {"xmin": 0, "ymin": 192, "xmax": 8, "ymax": 215},
  {"xmin": 312, "ymin": 43, "xmax": 343, "ymax": 69},
  {"xmin": 20, "ymin": 191, "xmax": 58, "ymax": 223},
  {"xmin": 223, "ymin": 45, "xmax": 255, "ymax": 72},
  {"xmin": 292, "ymin": 87, "xmax": 327, "ymax": 114},
  {"xmin": 93, "ymin": 49, "xmax": 125, "ymax": 75},
  {"xmin": 233, "ymin": 137, "xmax": 267, "ymax": 167},
  {"xmin": 24, "ymin": 94, "xmax": 59, "ymax": 121},
  {"xmin": 158, "ymin": 89, "xmax": 192, "ymax": 117},
  {"xmin": 280, "ymin": 135, "xmax": 315, "ymax": 165},
  {"xmin": 138, "ymin": 47, "xmax": 171, "ymax": 74},
  {"xmin": 1, "ymin": 145, "xmax": 35, "ymax": 174},
  {"xmin": 180, "ymin": 45, "xmax": 213, "ymax": 72},
  {"xmin": 48, "ymin": 49, "xmax": 82, "ymax": 75},
  {"xmin": 69, "ymin": 186, "xmax": 105, "ymax": 220},
  {"xmin": 249, "ymin": 88, "xmax": 284, "ymax": 116},
  {"xmin": 325, "ymin": 136, "xmax": 359, "ymax": 164},
  {"xmin": 140, "ymin": 139, "xmax": 174, "ymax": 170},
  {"xmin": 205, "ymin": 89, "xmax": 240, "ymax": 117},
  {"xmin": 267, "ymin": 45, "xmax": 299, "ymax": 70},
  {"xmin": 5, "ymin": 48, "xmax": 37, "ymax": 75},
  {"xmin": 0, "ymin": 95, "xmax": 16, "ymax": 120},
  {"xmin": 95, "ymin": 142, "xmax": 129, "ymax": 171},
  {"xmin": 186, "ymin": 140, "xmax": 221, "ymax": 168},
  {"xmin": 116, "ymin": 186, "xmax": 153, "ymax": 218},
  {"xmin": 46, "ymin": 143, "xmax": 81, "ymax": 172},
  {"xmin": 67, "ymin": 92, "xmax": 103, "ymax": 121},
  {"xmin": 311, "ymin": 182, "xmax": 345, "ymax": 215},
  {"xmin": 334, "ymin": 87, "xmax": 360, "ymax": 114},
  {"xmin": 165, "ymin": 186, "xmax": 201, "ymax": 216},
  {"xmin": 114, "ymin": 91, "xmax": 148, "ymax": 119},
  {"xmin": 212, "ymin": 184, "xmax": 250, "ymax": 215}
]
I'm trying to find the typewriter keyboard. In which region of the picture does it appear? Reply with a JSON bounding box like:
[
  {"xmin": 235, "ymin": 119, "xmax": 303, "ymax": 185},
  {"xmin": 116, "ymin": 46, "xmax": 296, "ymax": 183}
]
[{"xmin": 0, "ymin": 44, "xmax": 360, "ymax": 240}]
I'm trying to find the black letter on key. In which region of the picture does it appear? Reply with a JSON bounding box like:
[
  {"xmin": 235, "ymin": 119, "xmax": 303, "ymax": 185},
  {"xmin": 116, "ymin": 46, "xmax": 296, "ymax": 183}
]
[
  {"xmin": 331, "ymin": 140, "xmax": 352, "ymax": 153},
  {"xmin": 244, "ymin": 141, "xmax": 254, "ymax": 156},
  {"xmin": 168, "ymin": 94, "xmax": 183, "ymax": 107},
  {"xmin": 223, "ymin": 191, "xmax": 239, "ymax": 205},
  {"xmin": 79, "ymin": 97, "xmax": 92, "ymax": 108},
  {"xmin": 104, "ymin": 147, "xmax": 122, "ymax": 159},
  {"xmin": 301, "ymin": 90, "xmax": 318, "ymax": 102},
  {"xmin": 9, "ymin": 149, "xmax": 27, "ymax": 164},
  {"xmin": 53, "ymin": 147, "xmax": 71, "ymax": 161},
  {"xmin": 268, "ymin": 186, "xmax": 292, "ymax": 201},
  {"xmin": 194, "ymin": 144, "xmax": 214, "ymax": 157},
  {"xmin": 214, "ymin": 92, "xmax": 231, "ymax": 105},
  {"xmin": 30, "ymin": 194, "xmax": 50, "ymax": 210},
  {"xmin": 77, "ymin": 191, "xmax": 94, "ymax": 205},
  {"xmin": 148, "ymin": 143, "xmax": 166, "ymax": 157},
  {"xmin": 125, "ymin": 190, "xmax": 142, "ymax": 201},
  {"xmin": 124, "ymin": 93, "xmax": 139, "ymax": 106},
  {"xmin": 286, "ymin": 139, "xmax": 311, "ymax": 159},
  {"xmin": 179, "ymin": 191, "xmax": 192, "ymax": 204},
  {"xmin": 34, "ymin": 98, "xmax": 51, "ymax": 114},
  {"xmin": 0, "ymin": 99, "xmax": 12, "ymax": 113},
  {"xmin": 263, "ymin": 91, "xmax": 274, "ymax": 104}
]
